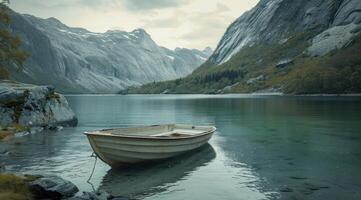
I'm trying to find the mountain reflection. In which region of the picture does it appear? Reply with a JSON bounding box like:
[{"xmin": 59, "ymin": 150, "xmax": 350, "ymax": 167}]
[{"xmin": 99, "ymin": 144, "xmax": 216, "ymax": 198}]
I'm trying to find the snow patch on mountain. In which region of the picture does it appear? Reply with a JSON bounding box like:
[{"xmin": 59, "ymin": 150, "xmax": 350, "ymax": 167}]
[{"xmin": 8, "ymin": 11, "xmax": 212, "ymax": 93}]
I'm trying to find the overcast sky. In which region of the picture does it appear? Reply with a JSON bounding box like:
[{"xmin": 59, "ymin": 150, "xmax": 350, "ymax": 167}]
[{"xmin": 10, "ymin": 0, "xmax": 259, "ymax": 50}]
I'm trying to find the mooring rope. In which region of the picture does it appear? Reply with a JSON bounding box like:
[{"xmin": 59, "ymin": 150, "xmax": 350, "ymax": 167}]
[{"xmin": 87, "ymin": 152, "xmax": 98, "ymax": 192}]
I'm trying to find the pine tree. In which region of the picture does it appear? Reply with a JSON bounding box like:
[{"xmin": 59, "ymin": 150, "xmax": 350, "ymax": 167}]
[{"xmin": 0, "ymin": 0, "xmax": 28, "ymax": 79}]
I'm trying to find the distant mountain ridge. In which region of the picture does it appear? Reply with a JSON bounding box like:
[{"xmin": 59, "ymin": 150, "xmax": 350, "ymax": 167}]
[
  {"xmin": 8, "ymin": 10, "xmax": 212, "ymax": 93},
  {"xmin": 127, "ymin": 0, "xmax": 361, "ymax": 95}
]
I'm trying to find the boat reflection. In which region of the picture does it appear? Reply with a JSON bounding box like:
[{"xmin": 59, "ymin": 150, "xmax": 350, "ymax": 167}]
[{"xmin": 99, "ymin": 144, "xmax": 216, "ymax": 198}]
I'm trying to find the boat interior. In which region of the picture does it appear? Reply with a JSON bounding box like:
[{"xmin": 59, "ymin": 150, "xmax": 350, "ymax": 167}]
[{"xmin": 92, "ymin": 124, "xmax": 214, "ymax": 138}]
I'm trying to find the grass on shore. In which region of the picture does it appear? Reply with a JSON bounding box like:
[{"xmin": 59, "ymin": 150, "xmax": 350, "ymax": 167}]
[{"xmin": 0, "ymin": 173, "xmax": 33, "ymax": 200}]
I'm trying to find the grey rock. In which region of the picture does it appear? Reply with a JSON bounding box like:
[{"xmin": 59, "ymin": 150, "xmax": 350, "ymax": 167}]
[
  {"xmin": 0, "ymin": 164, "xmax": 5, "ymax": 172},
  {"xmin": 8, "ymin": 10, "xmax": 212, "ymax": 94},
  {"xmin": 29, "ymin": 126, "xmax": 44, "ymax": 134},
  {"xmin": 333, "ymin": 0, "xmax": 361, "ymax": 26},
  {"xmin": 0, "ymin": 86, "xmax": 23, "ymax": 103},
  {"xmin": 246, "ymin": 75, "xmax": 265, "ymax": 85},
  {"xmin": 14, "ymin": 131, "xmax": 30, "ymax": 138},
  {"xmin": 68, "ymin": 192, "xmax": 102, "ymax": 200},
  {"xmin": 29, "ymin": 175, "xmax": 79, "ymax": 199},
  {"xmin": 161, "ymin": 89, "xmax": 170, "ymax": 94},
  {"xmin": 307, "ymin": 23, "xmax": 361, "ymax": 56},
  {"xmin": 68, "ymin": 191, "xmax": 130, "ymax": 200},
  {"xmin": 0, "ymin": 106, "xmax": 14, "ymax": 125},
  {"xmin": 0, "ymin": 80, "xmax": 77, "ymax": 127},
  {"xmin": 351, "ymin": 25, "xmax": 361, "ymax": 34},
  {"xmin": 208, "ymin": 0, "xmax": 361, "ymax": 65},
  {"xmin": 276, "ymin": 59, "xmax": 294, "ymax": 68},
  {"xmin": 222, "ymin": 82, "xmax": 240, "ymax": 93}
]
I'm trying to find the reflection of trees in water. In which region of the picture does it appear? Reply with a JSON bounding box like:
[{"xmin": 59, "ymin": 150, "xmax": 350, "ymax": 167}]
[{"xmin": 99, "ymin": 144, "xmax": 216, "ymax": 198}]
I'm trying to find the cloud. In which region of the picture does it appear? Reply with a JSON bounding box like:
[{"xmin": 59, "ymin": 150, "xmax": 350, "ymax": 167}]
[
  {"xmin": 122, "ymin": 0, "xmax": 188, "ymax": 11},
  {"xmin": 10, "ymin": 0, "xmax": 260, "ymax": 49},
  {"xmin": 11, "ymin": 0, "xmax": 120, "ymax": 11},
  {"xmin": 139, "ymin": 2, "xmax": 233, "ymax": 49},
  {"xmin": 143, "ymin": 17, "xmax": 182, "ymax": 28}
]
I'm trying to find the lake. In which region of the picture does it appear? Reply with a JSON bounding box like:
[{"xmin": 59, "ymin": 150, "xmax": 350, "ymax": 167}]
[{"xmin": 1, "ymin": 94, "xmax": 361, "ymax": 199}]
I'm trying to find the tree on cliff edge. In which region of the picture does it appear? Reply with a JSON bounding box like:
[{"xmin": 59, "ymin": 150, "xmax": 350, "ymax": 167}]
[{"xmin": 0, "ymin": 0, "xmax": 28, "ymax": 79}]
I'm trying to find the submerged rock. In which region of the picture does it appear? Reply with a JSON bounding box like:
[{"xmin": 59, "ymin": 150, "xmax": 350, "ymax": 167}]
[
  {"xmin": 29, "ymin": 175, "xmax": 79, "ymax": 199},
  {"xmin": 0, "ymin": 80, "xmax": 77, "ymax": 129},
  {"xmin": 68, "ymin": 190, "xmax": 130, "ymax": 200},
  {"xmin": 280, "ymin": 187, "xmax": 293, "ymax": 193}
]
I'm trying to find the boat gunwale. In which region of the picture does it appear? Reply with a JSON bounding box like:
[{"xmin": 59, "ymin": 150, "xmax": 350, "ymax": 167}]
[{"xmin": 83, "ymin": 124, "xmax": 216, "ymax": 141}]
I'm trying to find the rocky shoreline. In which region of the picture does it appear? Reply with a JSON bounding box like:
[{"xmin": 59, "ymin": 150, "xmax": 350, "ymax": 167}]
[
  {"xmin": 0, "ymin": 80, "xmax": 77, "ymax": 140},
  {"xmin": 0, "ymin": 172, "xmax": 131, "ymax": 200},
  {"xmin": 0, "ymin": 81, "xmax": 132, "ymax": 199}
]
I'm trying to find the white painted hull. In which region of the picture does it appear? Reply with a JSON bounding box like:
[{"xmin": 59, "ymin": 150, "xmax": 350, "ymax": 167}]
[{"xmin": 85, "ymin": 124, "xmax": 215, "ymax": 167}]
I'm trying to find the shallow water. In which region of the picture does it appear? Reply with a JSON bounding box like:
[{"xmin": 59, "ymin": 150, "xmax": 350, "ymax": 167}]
[{"xmin": 1, "ymin": 94, "xmax": 361, "ymax": 199}]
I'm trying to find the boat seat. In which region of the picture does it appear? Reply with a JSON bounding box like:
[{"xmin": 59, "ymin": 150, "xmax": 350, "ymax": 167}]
[
  {"xmin": 151, "ymin": 131, "xmax": 175, "ymax": 137},
  {"xmin": 173, "ymin": 129, "xmax": 204, "ymax": 134},
  {"xmin": 151, "ymin": 129, "xmax": 203, "ymax": 137}
]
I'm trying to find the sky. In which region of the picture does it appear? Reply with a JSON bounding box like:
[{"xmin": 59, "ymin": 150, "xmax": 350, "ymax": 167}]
[{"xmin": 10, "ymin": 0, "xmax": 259, "ymax": 50}]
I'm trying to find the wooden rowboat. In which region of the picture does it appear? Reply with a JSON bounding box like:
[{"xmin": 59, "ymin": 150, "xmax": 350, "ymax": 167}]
[{"xmin": 84, "ymin": 124, "xmax": 216, "ymax": 167}]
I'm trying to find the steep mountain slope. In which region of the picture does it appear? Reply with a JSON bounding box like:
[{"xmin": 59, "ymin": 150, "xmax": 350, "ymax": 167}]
[
  {"xmin": 129, "ymin": 0, "xmax": 361, "ymax": 94},
  {"xmin": 209, "ymin": 0, "xmax": 361, "ymax": 65},
  {"xmin": 7, "ymin": 10, "xmax": 212, "ymax": 93}
]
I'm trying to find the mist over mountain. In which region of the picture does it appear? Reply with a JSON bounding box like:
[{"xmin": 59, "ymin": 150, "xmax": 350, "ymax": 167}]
[{"xmin": 8, "ymin": 10, "xmax": 212, "ymax": 93}]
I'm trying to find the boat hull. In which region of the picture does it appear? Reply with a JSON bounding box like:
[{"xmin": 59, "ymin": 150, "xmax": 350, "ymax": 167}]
[{"xmin": 86, "ymin": 126, "xmax": 215, "ymax": 167}]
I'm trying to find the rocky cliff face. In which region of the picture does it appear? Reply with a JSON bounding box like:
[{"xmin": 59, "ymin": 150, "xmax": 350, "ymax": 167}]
[
  {"xmin": 0, "ymin": 80, "xmax": 77, "ymax": 129},
  {"xmin": 209, "ymin": 0, "xmax": 361, "ymax": 65},
  {"xmin": 8, "ymin": 10, "xmax": 212, "ymax": 93}
]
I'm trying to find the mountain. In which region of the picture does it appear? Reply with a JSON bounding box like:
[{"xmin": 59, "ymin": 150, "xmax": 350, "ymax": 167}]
[
  {"xmin": 128, "ymin": 0, "xmax": 361, "ymax": 94},
  {"xmin": 7, "ymin": 10, "xmax": 212, "ymax": 93},
  {"xmin": 209, "ymin": 0, "xmax": 361, "ymax": 65}
]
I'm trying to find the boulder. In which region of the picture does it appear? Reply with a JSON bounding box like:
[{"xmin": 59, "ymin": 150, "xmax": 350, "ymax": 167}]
[
  {"xmin": 0, "ymin": 84, "xmax": 23, "ymax": 103},
  {"xmin": 161, "ymin": 89, "xmax": 170, "ymax": 94},
  {"xmin": 0, "ymin": 80, "xmax": 77, "ymax": 128},
  {"xmin": 276, "ymin": 59, "xmax": 294, "ymax": 68},
  {"xmin": 68, "ymin": 191, "xmax": 130, "ymax": 200},
  {"xmin": 68, "ymin": 192, "xmax": 102, "ymax": 200},
  {"xmin": 246, "ymin": 75, "xmax": 265, "ymax": 85},
  {"xmin": 221, "ymin": 82, "xmax": 240, "ymax": 93},
  {"xmin": 29, "ymin": 175, "xmax": 79, "ymax": 199}
]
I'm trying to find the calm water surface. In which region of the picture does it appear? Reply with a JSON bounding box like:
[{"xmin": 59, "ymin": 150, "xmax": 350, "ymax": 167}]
[{"xmin": 1, "ymin": 95, "xmax": 361, "ymax": 199}]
